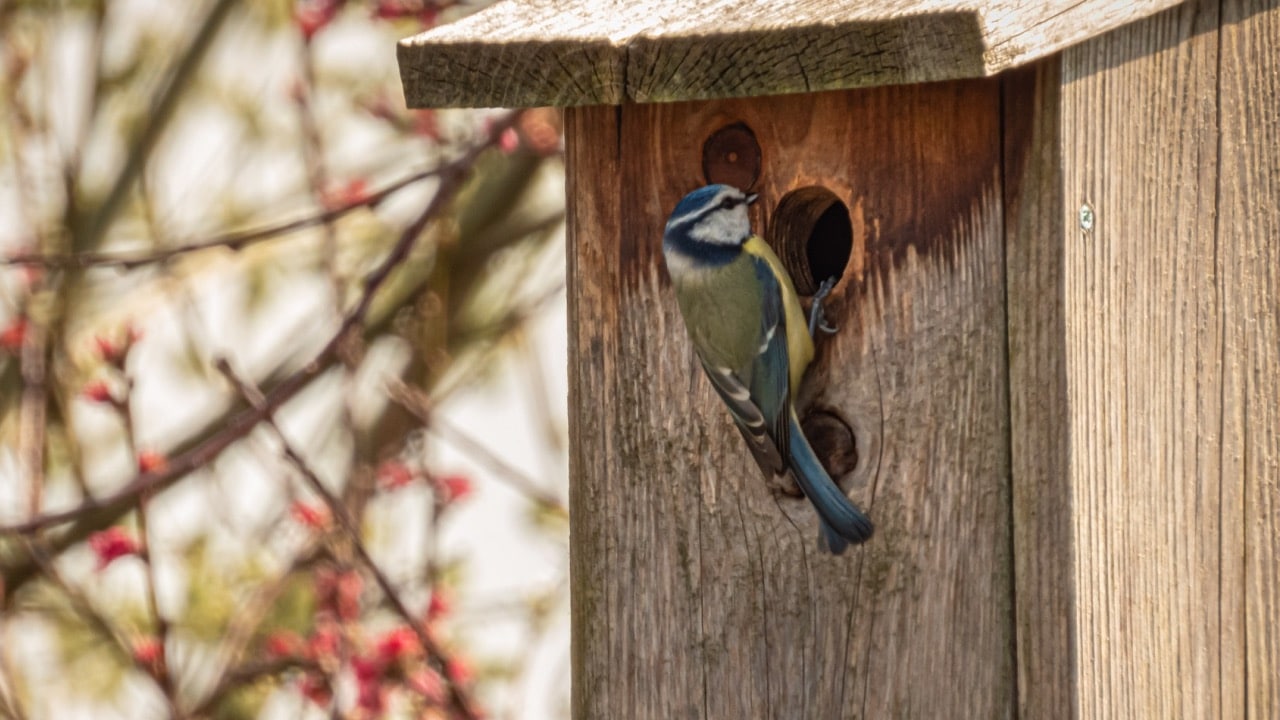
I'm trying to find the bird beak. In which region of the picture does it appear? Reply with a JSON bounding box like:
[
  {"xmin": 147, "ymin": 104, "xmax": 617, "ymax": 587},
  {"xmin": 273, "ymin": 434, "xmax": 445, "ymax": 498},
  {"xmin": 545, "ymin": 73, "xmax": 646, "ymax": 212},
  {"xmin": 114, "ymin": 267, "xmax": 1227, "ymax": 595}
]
[{"xmin": 746, "ymin": 193, "xmax": 759, "ymax": 205}]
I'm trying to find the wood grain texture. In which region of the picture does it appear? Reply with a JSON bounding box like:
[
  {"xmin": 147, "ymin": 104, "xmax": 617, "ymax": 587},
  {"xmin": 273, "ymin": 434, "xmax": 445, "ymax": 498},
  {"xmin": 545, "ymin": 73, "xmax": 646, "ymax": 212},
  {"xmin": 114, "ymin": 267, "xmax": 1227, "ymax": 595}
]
[
  {"xmin": 567, "ymin": 81, "xmax": 1013, "ymax": 719},
  {"xmin": 1218, "ymin": 1, "xmax": 1280, "ymax": 716},
  {"xmin": 1002, "ymin": 59, "xmax": 1078, "ymax": 720},
  {"xmin": 399, "ymin": 0, "xmax": 1187, "ymax": 108},
  {"xmin": 1060, "ymin": 0, "xmax": 1250, "ymax": 716}
]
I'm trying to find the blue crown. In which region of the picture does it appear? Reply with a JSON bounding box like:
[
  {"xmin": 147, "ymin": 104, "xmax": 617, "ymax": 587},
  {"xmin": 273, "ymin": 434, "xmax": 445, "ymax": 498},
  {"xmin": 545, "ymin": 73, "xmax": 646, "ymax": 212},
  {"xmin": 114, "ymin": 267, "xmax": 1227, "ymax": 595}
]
[{"xmin": 670, "ymin": 184, "xmax": 735, "ymax": 218}]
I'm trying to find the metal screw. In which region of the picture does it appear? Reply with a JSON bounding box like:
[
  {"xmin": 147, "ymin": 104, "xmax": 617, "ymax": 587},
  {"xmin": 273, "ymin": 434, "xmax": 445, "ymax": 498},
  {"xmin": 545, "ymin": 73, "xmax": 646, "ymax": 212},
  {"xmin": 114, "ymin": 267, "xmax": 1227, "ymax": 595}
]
[{"xmin": 1078, "ymin": 203, "xmax": 1095, "ymax": 232}]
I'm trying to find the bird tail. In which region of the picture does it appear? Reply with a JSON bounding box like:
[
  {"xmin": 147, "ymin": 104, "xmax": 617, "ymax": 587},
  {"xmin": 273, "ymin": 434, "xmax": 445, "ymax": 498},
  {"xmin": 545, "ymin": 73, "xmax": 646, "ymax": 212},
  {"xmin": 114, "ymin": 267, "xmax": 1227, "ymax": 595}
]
[{"xmin": 787, "ymin": 411, "xmax": 874, "ymax": 554}]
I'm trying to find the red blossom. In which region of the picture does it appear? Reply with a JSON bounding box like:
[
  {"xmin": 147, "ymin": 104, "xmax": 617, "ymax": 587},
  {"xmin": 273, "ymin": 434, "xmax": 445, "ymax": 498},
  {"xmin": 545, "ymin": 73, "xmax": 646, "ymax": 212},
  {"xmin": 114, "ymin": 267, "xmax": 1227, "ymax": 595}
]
[
  {"xmin": 137, "ymin": 450, "xmax": 168, "ymax": 474},
  {"xmin": 498, "ymin": 127, "xmax": 519, "ymax": 154},
  {"xmin": 306, "ymin": 624, "xmax": 340, "ymax": 662},
  {"xmin": 371, "ymin": 0, "xmax": 442, "ymax": 26},
  {"xmin": 95, "ymin": 323, "xmax": 142, "ymax": 366},
  {"xmin": 294, "ymin": 0, "xmax": 342, "ymax": 41},
  {"xmin": 323, "ymin": 178, "xmax": 369, "ymax": 210},
  {"xmin": 19, "ymin": 264, "xmax": 43, "ymax": 286},
  {"xmin": 376, "ymin": 460, "xmax": 415, "ymax": 490},
  {"xmin": 94, "ymin": 336, "xmax": 121, "ymax": 363},
  {"xmin": 371, "ymin": 0, "xmax": 411, "ymax": 18},
  {"xmin": 298, "ymin": 674, "xmax": 332, "ymax": 706},
  {"xmin": 426, "ymin": 590, "xmax": 450, "ymax": 622},
  {"xmin": 290, "ymin": 501, "xmax": 331, "ymax": 529},
  {"xmin": 436, "ymin": 474, "xmax": 472, "ymax": 504},
  {"xmin": 518, "ymin": 108, "xmax": 563, "ymax": 157},
  {"xmin": 375, "ymin": 626, "xmax": 419, "ymax": 663},
  {"xmin": 265, "ymin": 630, "xmax": 304, "ymax": 658},
  {"xmin": 88, "ymin": 527, "xmax": 140, "ymax": 570},
  {"xmin": 412, "ymin": 109, "xmax": 441, "ymax": 140},
  {"xmin": 355, "ymin": 673, "xmax": 387, "ymax": 715},
  {"xmin": 81, "ymin": 380, "xmax": 115, "ymax": 404},
  {"xmin": 0, "ymin": 318, "xmax": 27, "ymax": 353},
  {"xmin": 315, "ymin": 568, "xmax": 363, "ymax": 620},
  {"xmin": 408, "ymin": 667, "xmax": 446, "ymax": 704},
  {"xmin": 444, "ymin": 656, "xmax": 472, "ymax": 685},
  {"xmin": 352, "ymin": 653, "xmax": 384, "ymax": 682},
  {"xmin": 132, "ymin": 637, "xmax": 163, "ymax": 671}
]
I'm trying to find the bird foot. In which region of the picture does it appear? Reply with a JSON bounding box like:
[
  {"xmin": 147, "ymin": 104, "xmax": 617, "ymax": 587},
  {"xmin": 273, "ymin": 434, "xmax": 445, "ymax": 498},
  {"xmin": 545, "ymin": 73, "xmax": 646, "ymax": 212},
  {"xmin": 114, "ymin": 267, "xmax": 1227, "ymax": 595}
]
[{"xmin": 808, "ymin": 276, "xmax": 839, "ymax": 337}]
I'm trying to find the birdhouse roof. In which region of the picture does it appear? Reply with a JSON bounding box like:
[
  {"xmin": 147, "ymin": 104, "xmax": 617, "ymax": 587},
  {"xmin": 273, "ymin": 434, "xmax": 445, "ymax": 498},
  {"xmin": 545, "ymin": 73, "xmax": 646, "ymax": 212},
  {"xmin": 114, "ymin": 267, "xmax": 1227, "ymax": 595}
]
[{"xmin": 398, "ymin": 0, "xmax": 1185, "ymax": 108}]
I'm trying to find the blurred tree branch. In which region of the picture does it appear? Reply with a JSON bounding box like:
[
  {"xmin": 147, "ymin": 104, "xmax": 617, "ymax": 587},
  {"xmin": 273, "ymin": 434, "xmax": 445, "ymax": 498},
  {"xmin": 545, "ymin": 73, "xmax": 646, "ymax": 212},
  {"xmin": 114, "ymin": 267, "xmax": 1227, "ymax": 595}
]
[
  {"xmin": 1, "ymin": 111, "xmax": 525, "ymax": 600},
  {"xmin": 0, "ymin": 4, "xmax": 569, "ymax": 717},
  {"xmin": 73, "ymin": 0, "xmax": 238, "ymax": 254},
  {"xmin": 3, "ymin": 165, "xmax": 451, "ymax": 270}
]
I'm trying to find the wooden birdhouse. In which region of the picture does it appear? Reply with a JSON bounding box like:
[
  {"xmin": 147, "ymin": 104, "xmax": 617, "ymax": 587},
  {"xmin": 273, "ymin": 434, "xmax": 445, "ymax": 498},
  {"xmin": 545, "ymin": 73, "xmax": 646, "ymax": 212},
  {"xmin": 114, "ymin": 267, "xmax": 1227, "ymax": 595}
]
[{"xmin": 398, "ymin": 0, "xmax": 1279, "ymax": 716}]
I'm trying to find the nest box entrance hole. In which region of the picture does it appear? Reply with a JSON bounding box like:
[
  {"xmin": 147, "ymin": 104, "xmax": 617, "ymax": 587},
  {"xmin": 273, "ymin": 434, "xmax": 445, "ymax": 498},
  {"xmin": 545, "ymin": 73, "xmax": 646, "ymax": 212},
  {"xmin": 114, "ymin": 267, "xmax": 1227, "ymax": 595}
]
[{"xmin": 769, "ymin": 186, "xmax": 854, "ymax": 297}]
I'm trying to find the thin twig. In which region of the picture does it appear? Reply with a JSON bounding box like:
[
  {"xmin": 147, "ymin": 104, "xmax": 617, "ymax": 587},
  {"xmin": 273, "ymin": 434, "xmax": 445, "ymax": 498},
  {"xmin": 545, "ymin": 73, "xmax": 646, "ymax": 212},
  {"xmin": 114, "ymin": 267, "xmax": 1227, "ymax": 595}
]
[
  {"xmin": 189, "ymin": 656, "xmax": 319, "ymax": 718},
  {"xmin": 385, "ymin": 379, "xmax": 566, "ymax": 513},
  {"xmin": 21, "ymin": 540, "xmax": 172, "ymax": 701},
  {"xmin": 214, "ymin": 359, "xmax": 482, "ymax": 720},
  {"xmin": 0, "ymin": 111, "xmax": 523, "ymax": 537},
  {"xmin": 4, "ymin": 166, "xmax": 447, "ymax": 270},
  {"xmin": 17, "ymin": 314, "xmax": 48, "ymax": 517},
  {"xmin": 74, "ymin": 0, "xmax": 238, "ymax": 253},
  {"xmin": 185, "ymin": 547, "xmax": 323, "ymax": 719},
  {"xmin": 120, "ymin": 386, "xmax": 179, "ymax": 715}
]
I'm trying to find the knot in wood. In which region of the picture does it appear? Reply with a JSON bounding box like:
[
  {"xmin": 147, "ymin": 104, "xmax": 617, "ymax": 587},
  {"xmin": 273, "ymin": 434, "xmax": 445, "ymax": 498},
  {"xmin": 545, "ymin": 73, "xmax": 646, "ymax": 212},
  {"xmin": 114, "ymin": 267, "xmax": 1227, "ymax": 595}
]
[{"xmin": 702, "ymin": 122, "xmax": 761, "ymax": 191}]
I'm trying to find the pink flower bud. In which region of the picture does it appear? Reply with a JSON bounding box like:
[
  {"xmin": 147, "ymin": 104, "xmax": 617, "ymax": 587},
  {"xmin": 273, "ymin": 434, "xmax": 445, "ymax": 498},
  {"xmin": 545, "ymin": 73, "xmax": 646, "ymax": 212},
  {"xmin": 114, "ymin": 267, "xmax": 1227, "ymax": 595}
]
[{"xmin": 88, "ymin": 527, "xmax": 140, "ymax": 570}]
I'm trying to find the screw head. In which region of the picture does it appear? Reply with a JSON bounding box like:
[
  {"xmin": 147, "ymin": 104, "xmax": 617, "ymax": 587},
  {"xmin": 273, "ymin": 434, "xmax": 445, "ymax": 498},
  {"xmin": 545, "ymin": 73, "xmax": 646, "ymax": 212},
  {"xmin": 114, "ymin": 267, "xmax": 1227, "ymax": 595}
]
[{"xmin": 1078, "ymin": 203, "xmax": 1095, "ymax": 232}]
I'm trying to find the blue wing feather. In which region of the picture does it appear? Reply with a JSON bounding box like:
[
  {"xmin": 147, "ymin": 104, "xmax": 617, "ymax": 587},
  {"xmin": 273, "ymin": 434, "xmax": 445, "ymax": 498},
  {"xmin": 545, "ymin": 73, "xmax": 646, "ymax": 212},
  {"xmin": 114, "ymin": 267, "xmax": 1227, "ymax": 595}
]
[{"xmin": 702, "ymin": 256, "xmax": 873, "ymax": 553}]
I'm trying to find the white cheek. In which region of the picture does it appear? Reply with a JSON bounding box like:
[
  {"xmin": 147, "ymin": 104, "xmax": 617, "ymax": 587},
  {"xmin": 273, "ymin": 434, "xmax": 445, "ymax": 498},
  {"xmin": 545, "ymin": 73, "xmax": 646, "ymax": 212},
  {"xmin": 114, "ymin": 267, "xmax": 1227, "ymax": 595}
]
[{"xmin": 689, "ymin": 207, "xmax": 750, "ymax": 245}]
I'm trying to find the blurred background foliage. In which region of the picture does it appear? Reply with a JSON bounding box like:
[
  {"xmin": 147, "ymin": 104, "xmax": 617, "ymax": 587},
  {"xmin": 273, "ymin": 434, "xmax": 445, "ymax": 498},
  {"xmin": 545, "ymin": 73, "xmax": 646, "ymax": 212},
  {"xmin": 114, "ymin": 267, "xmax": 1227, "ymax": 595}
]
[{"xmin": 0, "ymin": 0, "xmax": 570, "ymax": 718}]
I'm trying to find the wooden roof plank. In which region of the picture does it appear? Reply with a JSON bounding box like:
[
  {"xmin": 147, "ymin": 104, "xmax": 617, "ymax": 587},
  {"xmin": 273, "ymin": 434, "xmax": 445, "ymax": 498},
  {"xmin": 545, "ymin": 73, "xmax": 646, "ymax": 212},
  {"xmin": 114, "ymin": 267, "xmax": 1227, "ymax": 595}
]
[{"xmin": 398, "ymin": 0, "xmax": 1188, "ymax": 107}]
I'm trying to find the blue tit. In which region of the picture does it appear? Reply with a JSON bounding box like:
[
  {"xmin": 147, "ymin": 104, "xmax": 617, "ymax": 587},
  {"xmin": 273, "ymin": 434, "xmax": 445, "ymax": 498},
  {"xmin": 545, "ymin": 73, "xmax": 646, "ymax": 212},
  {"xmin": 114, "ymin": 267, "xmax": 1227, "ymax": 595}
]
[{"xmin": 662, "ymin": 184, "xmax": 873, "ymax": 554}]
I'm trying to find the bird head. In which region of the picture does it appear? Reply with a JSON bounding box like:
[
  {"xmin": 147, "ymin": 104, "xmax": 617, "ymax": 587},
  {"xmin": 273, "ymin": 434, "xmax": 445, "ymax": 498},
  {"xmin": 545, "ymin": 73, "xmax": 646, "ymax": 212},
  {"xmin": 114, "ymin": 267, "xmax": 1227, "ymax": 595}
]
[{"xmin": 663, "ymin": 185, "xmax": 758, "ymax": 252}]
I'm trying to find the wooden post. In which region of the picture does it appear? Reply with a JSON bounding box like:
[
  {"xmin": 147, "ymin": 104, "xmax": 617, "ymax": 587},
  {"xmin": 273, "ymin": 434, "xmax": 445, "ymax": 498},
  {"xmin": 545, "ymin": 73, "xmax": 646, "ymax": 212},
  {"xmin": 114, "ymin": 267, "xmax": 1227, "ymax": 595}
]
[
  {"xmin": 1006, "ymin": 0, "xmax": 1280, "ymax": 716},
  {"xmin": 398, "ymin": 1, "xmax": 1280, "ymax": 716}
]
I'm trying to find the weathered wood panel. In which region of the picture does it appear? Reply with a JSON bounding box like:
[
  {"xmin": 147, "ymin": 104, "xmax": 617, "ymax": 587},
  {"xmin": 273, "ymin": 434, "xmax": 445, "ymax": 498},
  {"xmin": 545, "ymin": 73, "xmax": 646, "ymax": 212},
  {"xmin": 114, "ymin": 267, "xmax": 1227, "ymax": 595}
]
[
  {"xmin": 1219, "ymin": 1, "xmax": 1280, "ymax": 716},
  {"xmin": 1059, "ymin": 0, "xmax": 1242, "ymax": 716},
  {"xmin": 399, "ymin": 0, "xmax": 1186, "ymax": 108},
  {"xmin": 1002, "ymin": 58, "xmax": 1079, "ymax": 720},
  {"xmin": 567, "ymin": 80, "xmax": 1013, "ymax": 719}
]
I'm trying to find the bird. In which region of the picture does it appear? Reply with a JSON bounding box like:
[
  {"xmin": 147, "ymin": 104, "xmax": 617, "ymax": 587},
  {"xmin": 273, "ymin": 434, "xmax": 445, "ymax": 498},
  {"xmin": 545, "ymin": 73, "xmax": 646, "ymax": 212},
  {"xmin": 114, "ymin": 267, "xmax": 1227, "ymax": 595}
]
[{"xmin": 662, "ymin": 184, "xmax": 874, "ymax": 554}]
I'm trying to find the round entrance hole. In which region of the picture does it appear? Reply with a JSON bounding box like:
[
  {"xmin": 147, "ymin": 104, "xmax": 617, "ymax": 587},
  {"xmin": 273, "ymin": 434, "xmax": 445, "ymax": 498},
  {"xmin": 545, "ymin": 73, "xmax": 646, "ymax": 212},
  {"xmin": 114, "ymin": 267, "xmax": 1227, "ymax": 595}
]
[{"xmin": 768, "ymin": 186, "xmax": 853, "ymax": 296}]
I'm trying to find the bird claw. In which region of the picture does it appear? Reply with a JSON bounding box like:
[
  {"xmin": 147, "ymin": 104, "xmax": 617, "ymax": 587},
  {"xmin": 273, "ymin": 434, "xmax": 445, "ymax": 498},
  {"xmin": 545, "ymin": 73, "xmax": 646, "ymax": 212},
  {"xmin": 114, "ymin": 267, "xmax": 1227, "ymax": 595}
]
[{"xmin": 808, "ymin": 277, "xmax": 839, "ymax": 337}]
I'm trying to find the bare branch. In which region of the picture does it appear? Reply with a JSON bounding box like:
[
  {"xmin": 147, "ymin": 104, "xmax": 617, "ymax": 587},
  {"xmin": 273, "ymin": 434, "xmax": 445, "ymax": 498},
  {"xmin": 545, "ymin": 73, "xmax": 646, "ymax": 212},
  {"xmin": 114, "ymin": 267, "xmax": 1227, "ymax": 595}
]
[
  {"xmin": 386, "ymin": 379, "xmax": 566, "ymax": 514},
  {"xmin": 0, "ymin": 111, "xmax": 523, "ymax": 539},
  {"xmin": 3, "ymin": 166, "xmax": 447, "ymax": 270},
  {"xmin": 214, "ymin": 360, "xmax": 482, "ymax": 720},
  {"xmin": 74, "ymin": 0, "xmax": 238, "ymax": 253}
]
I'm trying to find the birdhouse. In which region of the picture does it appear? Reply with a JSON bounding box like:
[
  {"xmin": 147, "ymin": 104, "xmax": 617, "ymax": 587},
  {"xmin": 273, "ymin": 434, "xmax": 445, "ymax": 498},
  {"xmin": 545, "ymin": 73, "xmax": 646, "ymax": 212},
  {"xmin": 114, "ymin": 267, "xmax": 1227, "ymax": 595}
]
[{"xmin": 398, "ymin": 0, "xmax": 1279, "ymax": 716}]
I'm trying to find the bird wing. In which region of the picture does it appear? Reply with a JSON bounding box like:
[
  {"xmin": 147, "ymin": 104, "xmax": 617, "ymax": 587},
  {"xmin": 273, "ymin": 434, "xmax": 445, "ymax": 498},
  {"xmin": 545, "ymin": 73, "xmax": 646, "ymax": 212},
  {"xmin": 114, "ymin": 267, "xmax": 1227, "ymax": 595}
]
[{"xmin": 697, "ymin": 256, "xmax": 793, "ymax": 477}]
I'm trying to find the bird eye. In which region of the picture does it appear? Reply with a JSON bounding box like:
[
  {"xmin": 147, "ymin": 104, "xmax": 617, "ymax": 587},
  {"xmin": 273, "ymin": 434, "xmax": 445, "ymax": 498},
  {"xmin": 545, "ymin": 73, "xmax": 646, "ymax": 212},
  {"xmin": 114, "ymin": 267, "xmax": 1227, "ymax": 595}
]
[{"xmin": 720, "ymin": 197, "xmax": 737, "ymax": 210}]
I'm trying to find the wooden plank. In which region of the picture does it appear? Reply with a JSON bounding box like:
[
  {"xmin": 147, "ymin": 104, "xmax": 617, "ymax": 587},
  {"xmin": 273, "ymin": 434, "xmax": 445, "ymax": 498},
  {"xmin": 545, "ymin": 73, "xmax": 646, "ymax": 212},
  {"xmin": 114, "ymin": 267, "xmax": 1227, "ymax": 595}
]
[
  {"xmin": 399, "ymin": 0, "xmax": 1187, "ymax": 108},
  {"xmin": 1002, "ymin": 59, "xmax": 1079, "ymax": 720},
  {"xmin": 1059, "ymin": 1, "xmax": 1240, "ymax": 716},
  {"xmin": 567, "ymin": 79, "xmax": 1013, "ymax": 719},
  {"xmin": 1218, "ymin": 1, "xmax": 1280, "ymax": 716}
]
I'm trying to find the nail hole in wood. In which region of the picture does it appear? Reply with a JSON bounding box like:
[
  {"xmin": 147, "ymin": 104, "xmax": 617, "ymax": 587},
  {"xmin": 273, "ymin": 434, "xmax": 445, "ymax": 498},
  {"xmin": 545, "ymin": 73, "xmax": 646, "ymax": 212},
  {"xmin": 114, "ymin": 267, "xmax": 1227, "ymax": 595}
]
[
  {"xmin": 801, "ymin": 409, "xmax": 858, "ymax": 494},
  {"xmin": 769, "ymin": 186, "xmax": 853, "ymax": 296},
  {"xmin": 702, "ymin": 122, "xmax": 761, "ymax": 191}
]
